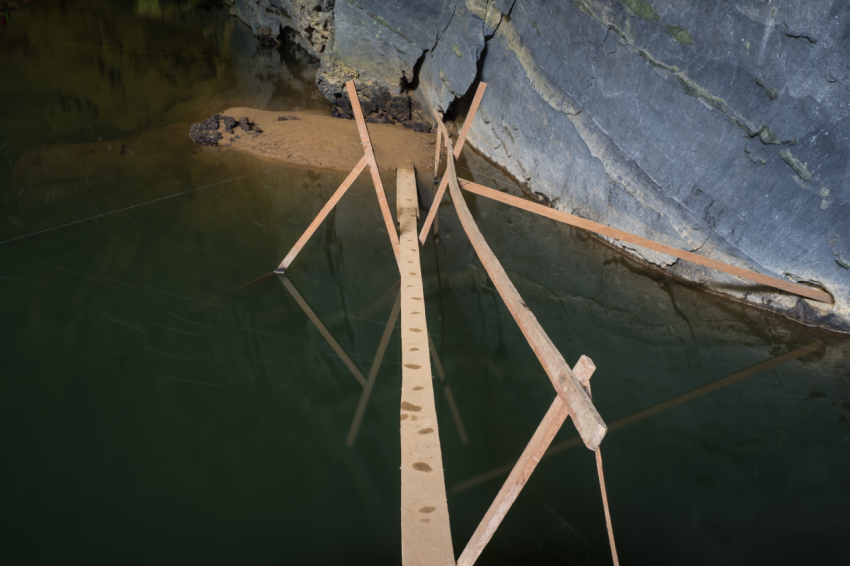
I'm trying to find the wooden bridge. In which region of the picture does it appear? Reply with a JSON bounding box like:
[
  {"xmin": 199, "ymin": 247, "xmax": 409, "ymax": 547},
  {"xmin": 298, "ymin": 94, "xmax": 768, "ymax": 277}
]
[{"xmin": 270, "ymin": 80, "xmax": 832, "ymax": 566}]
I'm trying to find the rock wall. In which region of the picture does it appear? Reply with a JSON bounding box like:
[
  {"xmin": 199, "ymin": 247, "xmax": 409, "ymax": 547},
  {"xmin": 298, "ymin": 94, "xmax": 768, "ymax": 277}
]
[{"xmin": 227, "ymin": 0, "xmax": 850, "ymax": 333}]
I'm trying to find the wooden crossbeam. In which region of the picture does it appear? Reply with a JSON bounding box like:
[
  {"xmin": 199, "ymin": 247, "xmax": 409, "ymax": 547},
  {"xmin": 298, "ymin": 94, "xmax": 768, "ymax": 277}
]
[
  {"xmin": 457, "ymin": 178, "xmax": 833, "ymax": 304},
  {"xmin": 419, "ymin": 82, "xmax": 488, "ymax": 247},
  {"xmin": 397, "ymin": 164, "xmax": 456, "ymax": 565},
  {"xmin": 457, "ymin": 356, "xmax": 596, "ymax": 566},
  {"xmin": 444, "ymin": 138, "xmax": 607, "ymax": 450},
  {"xmin": 276, "ymin": 156, "xmax": 368, "ymax": 273},
  {"xmin": 345, "ymin": 80, "xmax": 402, "ymax": 268}
]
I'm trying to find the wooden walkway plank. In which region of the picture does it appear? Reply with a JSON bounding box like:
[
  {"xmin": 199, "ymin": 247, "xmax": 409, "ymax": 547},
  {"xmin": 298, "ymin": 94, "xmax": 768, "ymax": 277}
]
[
  {"xmin": 457, "ymin": 356, "xmax": 596, "ymax": 566},
  {"xmin": 449, "ymin": 340, "xmax": 825, "ymax": 495},
  {"xmin": 418, "ymin": 83, "xmax": 488, "ymax": 247},
  {"xmin": 276, "ymin": 156, "xmax": 368, "ymax": 273},
  {"xmin": 397, "ymin": 164, "xmax": 456, "ymax": 566},
  {"xmin": 346, "ymin": 291, "xmax": 402, "ymax": 446},
  {"xmin": 278, "ymin": 275, "xmax": 368, "ymax": 388},
  {"xmin": 444, "ymin": 139, "xmax": 607, "ymax": 451},
  {"xmin": 345, "ymin": 80, "xmax": 402, "ymax": 268},
  {"xmin": 457, "ymin": 178, "xmax": 833, "ymax": 304}
]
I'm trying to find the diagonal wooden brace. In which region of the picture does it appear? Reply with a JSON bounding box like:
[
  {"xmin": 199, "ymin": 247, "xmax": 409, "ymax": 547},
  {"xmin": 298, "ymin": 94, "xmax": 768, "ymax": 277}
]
[{"xmin": 457, "ymin": 356, "xmax": 596, "ymax": 566}]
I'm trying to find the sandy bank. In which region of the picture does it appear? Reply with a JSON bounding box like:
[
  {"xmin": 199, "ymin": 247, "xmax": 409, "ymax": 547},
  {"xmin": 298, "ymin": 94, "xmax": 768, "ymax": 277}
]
[{"xmin": 216, "ymin": 108, "xmax": 438, "ymax": 173}]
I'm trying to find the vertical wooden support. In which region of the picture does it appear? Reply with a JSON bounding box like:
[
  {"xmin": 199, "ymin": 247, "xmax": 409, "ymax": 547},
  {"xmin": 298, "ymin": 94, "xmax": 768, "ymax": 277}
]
[
  {"xmin": 276, "ymin": 156, "xmax": 368, "ymax": 273},
  {"xmin": 456, "ymin": 357, "xmax": 596, "ymax": 566},
  {"xmin": 434, "ymin": 126, "xmax": 442, "ymax": 182},
  {"xmin": 345, "ymin": 80, "xmax": 402, "ymax": 268},
  {"xmin": 444, "ymin": 138, "xmax": 607, "ymax": 450},
  {"xmin": 576, "ymin": 370, "xmax": 619, "ymax": 566},
  {"xmin": 346, "ymin": 291, "xmax": 402, "ymax": 446},
  {"xmin": 397, "ymin": 164, "xmax": 456, "ymax": 566},
  {"xmin": 419, "ymin": 82, "xmax": 487, "ymax": 247}
]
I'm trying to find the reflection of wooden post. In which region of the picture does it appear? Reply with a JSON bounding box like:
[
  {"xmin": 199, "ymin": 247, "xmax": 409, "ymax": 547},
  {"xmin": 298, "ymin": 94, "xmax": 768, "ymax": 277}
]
[
  {"xmin": 418, "ymin": 82, "xmax": 487, "ymax": 247},
  {"xmin": 456, "ymin": 178, "xmax": 833, "ymax": 304},
  {"xmin": 428, "ymin": 332, "xmax": 469, "ymax": 445},
  {"xmin": 577, "ymin": 370, "xmax": 619, "ymax": 566},
  {"xmin": 276, "ymin": 156, "xmax": 368, "ymax": 273},
  {"xmin": 444, "ymin": 137, "xmax": 607, "ymax": 450},
  {"xmin": 345, "ymin": 80, "xmax": 401, "ymax": 268},
  {"xmin": 397, "ymin": 164, "xmax": 455, "ymax": 565},
  {"xmin": 278, "ymin": 274, "xmax": 367, "ymax": 388},
  {"xmin": 449, "ymin": 341, "xmax": 826, "ymax": 496},
  {"xmin": 346, "ymin": 291, "xmax": 401, "ymax": 446},
  {"xmin": 457, "ymin": 357, "xmax": 596, "ymax": 566}
]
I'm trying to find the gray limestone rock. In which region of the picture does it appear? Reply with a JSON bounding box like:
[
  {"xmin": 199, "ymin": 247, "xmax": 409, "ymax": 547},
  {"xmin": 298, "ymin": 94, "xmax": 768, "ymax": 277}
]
[{"xmin": 228, "ymin": 0, "xmax": 850, "ymax": 332}]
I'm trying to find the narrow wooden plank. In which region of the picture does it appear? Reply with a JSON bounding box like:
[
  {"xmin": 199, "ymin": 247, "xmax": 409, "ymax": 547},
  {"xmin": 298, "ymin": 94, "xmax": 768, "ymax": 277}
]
[
  {"xmin": 428, "ymin": 332, "xmax": 469, "ymax": 445},
  {"xmin": 457, "ymin": 178, "xmax": 833, "ymax": 304},
  {"xmin": 278, "ymin": 275, "xmax": 367, "ymax": 388},
  {"xmin": 346, "ymin": 291, "xmax": 401, "ymax": 446},
  {"xmin": 449, "ymin": 340, "xmax": 825, "ymax": 495},
  {"xmin": 276, "ymin": 156, "xmax": 368, "ymax": 272},
  {"xmin": 397, "ymin": 164, "xmax": 456, "ymax": 566},
  {"xmin": 457, "ymin": 356, "xmax": 596, "ymax": 566},
  {"xmin": 418, "ymin": 82, "xmax": 488, "ymax": 247},
  {"xmin": 576, "ymin": 372, "xmax": 619, "ymax": 566},
  {"xmin": 345, "ymin": 80, "xmax": 401, "ymax": 267},
  {"xmin": 445, "ymin": 139, "xmax": 607, "ymax": 450}
]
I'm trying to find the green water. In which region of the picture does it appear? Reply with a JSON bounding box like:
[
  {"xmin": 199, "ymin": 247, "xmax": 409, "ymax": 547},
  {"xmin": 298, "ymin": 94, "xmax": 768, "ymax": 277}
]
[{"xmin": 1, "ymin": 2, "xmax": 849, "ymax": 564}]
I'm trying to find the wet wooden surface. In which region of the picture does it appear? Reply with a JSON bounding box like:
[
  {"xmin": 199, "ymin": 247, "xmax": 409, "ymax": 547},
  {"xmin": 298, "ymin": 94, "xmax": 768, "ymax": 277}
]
[
  {"xmin": 397, "ymin": 164, "xmax": 456, "ymax": 565},
  {"xmin": 444, "ymin": 140, "xmax": 608, "ymax": 451}
]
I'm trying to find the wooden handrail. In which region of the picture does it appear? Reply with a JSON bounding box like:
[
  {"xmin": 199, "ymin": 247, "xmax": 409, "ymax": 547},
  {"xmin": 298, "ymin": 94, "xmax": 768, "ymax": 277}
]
[
  {"xmin": 456, "ymin": 178, "xmax": 833, "ymax": 304},
  {"xmin": 444, "ymin": 137, "xmax": 607, "ymax": 450}
]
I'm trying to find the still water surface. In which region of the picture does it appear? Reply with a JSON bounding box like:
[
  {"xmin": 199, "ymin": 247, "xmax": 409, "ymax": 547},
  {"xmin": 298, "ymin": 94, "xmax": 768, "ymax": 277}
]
[{"xmin": 1, "ymin": 2, "xmax": 848, "ymax": 564}]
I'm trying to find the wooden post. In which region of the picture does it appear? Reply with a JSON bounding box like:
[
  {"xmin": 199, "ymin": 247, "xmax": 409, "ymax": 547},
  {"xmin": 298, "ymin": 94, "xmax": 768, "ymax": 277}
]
[
  {"xmin": 456, "ymin": 178, "xmax": 833, "ymax": 304},
  {"xmin": 457, "ymin": 356, "xmax": 596, "ymax": 566},
  {"xmin": 346, "ymin": 291, "xmax": 402, "ymax": 446},
  {"xmin": 576, "ymin": 371, "xmax": 619, "ymax": 566},
  {"xmin": 397, "ymin": 163, "xmax": 456, "ymax": 565},
  {"xmin": 418, "ymin": 82, "xmax": 487, "ymax": 247},
  {"xmin": 345, "ymin": 80, "xmax": 402, "ymax": 268},
  {"xmin": 276, "ymin": 156, "xmax": 368, "ymax": 273},
  {"xmin": 444, "ymin": 138, "xmax": 607, "ymax": 450},
  {"xmin": 434, "ymin": 124, "xmax": 442, "ymax": 182}
]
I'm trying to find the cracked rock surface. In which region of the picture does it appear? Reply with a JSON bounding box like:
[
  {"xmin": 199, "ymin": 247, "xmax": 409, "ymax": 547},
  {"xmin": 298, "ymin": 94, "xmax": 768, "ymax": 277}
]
[{"xmin": 229, "ymin": 0, "xmax": 850, "ymax": 332}]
